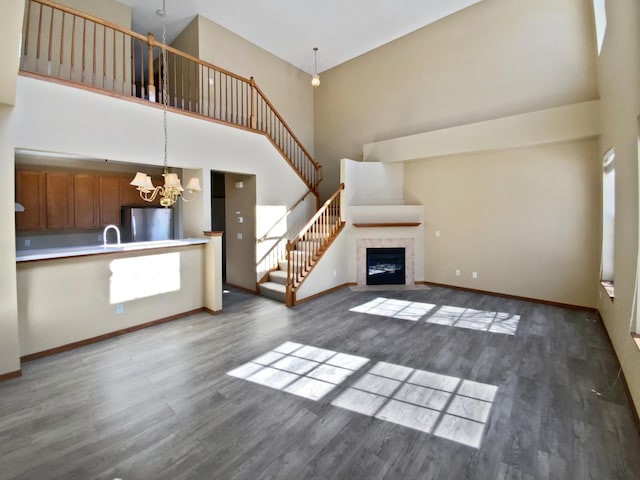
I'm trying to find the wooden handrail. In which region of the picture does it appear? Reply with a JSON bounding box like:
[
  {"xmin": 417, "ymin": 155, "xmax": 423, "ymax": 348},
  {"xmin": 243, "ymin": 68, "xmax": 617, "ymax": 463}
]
[
  {"xmin": 289, "ymin": 183, "xmax": 344, "ymax": 247},
  {"xmin": 256, "ymin": 235, "xmax": 287, "ymax": 266},
  {"xmin": 253, "ymin": 82, "xmax": 320, "ymax": 172},
  {"xmin": 258, "ymin": 189, "xmax": 315, "ymax": 243}
]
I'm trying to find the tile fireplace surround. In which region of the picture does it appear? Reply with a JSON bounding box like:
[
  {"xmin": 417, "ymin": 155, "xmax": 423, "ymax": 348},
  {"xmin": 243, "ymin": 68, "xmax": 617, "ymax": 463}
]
[{"xmin": 357, "ymin": 238, "xmax": 415, "ymax": 287}]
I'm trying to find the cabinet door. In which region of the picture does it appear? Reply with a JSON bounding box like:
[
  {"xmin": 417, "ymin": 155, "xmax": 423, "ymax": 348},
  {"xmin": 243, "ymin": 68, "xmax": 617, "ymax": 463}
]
[
  {"xmin": 45, "ymin": 172, "xmax": 74, "ymax": 229},
  {"xmin": 73, "ymin": 173, "xmax": 99, "ymax": 228},
  {"xmin": 99, "ymin": 176, "xmax": 121, "ymax": 226},
  {"xmin": 15, "ymin": 171, "xmax": 45, "ymax": 231}
]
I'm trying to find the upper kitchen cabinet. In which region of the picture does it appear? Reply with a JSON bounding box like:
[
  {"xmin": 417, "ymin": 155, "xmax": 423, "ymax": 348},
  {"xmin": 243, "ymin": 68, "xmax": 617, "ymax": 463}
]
[
  {"xmin": 45, "ymin": 172, "xmax": 74, "ymax": 229},
  {"xmin": 73, "ymin": 173, "xmax": 99, "ymax": 228},
  {"xmin": 99, "ymin": 176, "xmax": 121, "ymax": 226},
  {"xmin": 15, "ymin": 171, "xmax": 45, "ymax": 231},
  {"xmin": 15, "ymin": 168, "xmax": 164, "ymax": 230}
]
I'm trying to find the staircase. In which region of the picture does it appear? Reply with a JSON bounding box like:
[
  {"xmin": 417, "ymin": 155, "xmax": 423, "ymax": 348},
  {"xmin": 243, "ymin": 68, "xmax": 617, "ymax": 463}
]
[{"xmin": 258, "ymin": 184, "xmax": 345, "ymax": 306}]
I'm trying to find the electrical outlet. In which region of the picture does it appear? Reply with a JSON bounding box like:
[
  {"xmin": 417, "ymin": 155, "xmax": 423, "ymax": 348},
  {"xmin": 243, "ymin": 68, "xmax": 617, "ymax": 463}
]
[
  {"xmin": 435, "ymin": 230, "xmax": 440, "ymax": 237},
  {"xmin": 333, "ymin": 270, "xmax": 337, "ymax": 277},
  {"xmin": 24, "ymin": 239, "xmax": 31, "ymax": 247},
  {"xmin": 472, "ymin": 272, "xmax": 478, "ymax": 279},
  {"xmin": 116, "ymin": 304, "xmax": 123, "ymax": 314},
  {"xmin": 455, "ymin": 269, "xmax": 460, "ymax": 276},
  {"xmin": 237, "ymin": 233, "xmax": 243, "ymax": 240},
  {"xmin": 98, "ymin": 234, "xmax": 102, "ymax": 241}
]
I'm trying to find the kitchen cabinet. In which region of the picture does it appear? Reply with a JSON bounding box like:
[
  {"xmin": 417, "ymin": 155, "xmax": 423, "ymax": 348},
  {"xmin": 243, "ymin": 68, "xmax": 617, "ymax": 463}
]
[
  {"xmin": 45, "ymin": 172, "xmax": 74, "ymax": 229},
  {"xmin": 15, "ymin": 171, "xmax": 45, "ymax": 231},
  {"xmin": 99, "ymin": 176, "xmax": 121, "ymax": 226},
  {"xmin": 15, "ymin": 169, "xmax": 163, "ymax": 230},
  {"xmin": 73, "ymin": 173, "xmax": 99, "ymax": 228}
]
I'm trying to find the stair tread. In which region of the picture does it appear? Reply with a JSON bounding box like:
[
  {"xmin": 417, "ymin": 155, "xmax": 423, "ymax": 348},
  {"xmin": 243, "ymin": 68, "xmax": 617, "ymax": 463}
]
[
  {"xmin": 260, "ymin": 281, "xmax": 286, "ymax": 292},
  {"xmin": 259, "ymin": 281, "xmax": 286, "ymax": 302},
  {"xmin": 269, "ymin": 270, "xmax": 287, "ymax": 284}
]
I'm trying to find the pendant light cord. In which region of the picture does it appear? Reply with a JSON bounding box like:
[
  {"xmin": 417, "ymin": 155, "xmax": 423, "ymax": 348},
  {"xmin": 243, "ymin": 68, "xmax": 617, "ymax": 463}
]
[
  {"xmin": 161, "ymin": 0, "xmax": 168, "ymax": 174},
  {"xmin": 314, "ymin": 47, "xmax": 318, "ymax": 76}
]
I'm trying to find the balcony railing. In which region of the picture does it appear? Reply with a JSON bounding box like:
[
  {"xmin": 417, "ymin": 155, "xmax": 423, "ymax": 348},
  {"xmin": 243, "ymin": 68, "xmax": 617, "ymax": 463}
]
[{"xmin": 20, "ymin": 0, "xmax": 321, "ymax": 194}]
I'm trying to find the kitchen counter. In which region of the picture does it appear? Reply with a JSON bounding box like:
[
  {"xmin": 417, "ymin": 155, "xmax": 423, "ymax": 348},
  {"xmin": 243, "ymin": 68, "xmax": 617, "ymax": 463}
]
[{"xmin": 16, "ymin": 238, "xmax": 209, "ymax": 262}]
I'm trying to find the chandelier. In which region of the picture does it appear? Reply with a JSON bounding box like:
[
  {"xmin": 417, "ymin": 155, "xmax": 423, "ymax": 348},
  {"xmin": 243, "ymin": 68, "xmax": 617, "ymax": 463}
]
[
  {"xmin": 311, "ymin": 47, "xmax": 320, "ymax": 87},
  {"xmin": 130, "ymin": 0, "xmax": 201, "ymax": 207}
]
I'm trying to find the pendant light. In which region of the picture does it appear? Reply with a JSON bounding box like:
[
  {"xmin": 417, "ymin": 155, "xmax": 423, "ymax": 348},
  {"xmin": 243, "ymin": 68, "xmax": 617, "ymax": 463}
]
[{"xmin": 311, "ymin": 47, "xmax": 320, "ymax": 87}]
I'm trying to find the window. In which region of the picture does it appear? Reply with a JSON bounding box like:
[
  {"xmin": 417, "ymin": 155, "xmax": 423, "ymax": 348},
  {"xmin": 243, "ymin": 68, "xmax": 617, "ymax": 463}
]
[
  {"xmin": 593, "ymin": 0, "xmax": 607, "ymax": 55},
  {"xmin": 601, "ymin": 147, "xmax": 615, "ymax": 298}
]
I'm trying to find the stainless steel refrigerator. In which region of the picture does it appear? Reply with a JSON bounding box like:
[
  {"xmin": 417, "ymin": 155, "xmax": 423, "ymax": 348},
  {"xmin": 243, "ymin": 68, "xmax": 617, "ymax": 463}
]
[{"xmin": 121, "ymin": 206, "xmax": 174, "ymax": 242}]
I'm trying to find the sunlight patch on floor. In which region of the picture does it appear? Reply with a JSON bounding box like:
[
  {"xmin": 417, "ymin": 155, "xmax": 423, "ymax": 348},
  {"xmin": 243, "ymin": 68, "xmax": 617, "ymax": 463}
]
[
  {"xmin": 228, "ymin": 342, "xmax": 498, "ymax": 449},
  {"xmin": 349, "ymin": 297, "xmax": 436, "ymax": 321},
  {"xmin": 331, "ymin": 361, "xmax": 498, "ymax": 448},
  {"xmin": 227, "ymin": 342, "xmax": 370, "ymax": 401},
  {"xmin": 427, "ymin": 305, "xmax": 520, "ymax": 335},
  {"xmin": 349, "ymin": 297, "xmax": 520, "ymax": 335}
]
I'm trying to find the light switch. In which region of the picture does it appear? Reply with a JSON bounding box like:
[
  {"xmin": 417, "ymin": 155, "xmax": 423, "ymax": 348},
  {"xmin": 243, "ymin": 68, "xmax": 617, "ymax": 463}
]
[
  {"xmin": 237, "ymin": 233, "xmax": 243, "ymax": 240},
  {"xmin": 435, "ymin": 230, "xmax": 440, "ymax": 237}
]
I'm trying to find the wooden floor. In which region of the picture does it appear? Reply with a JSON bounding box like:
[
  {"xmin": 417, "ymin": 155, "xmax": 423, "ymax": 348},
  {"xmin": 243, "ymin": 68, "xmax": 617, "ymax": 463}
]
[{"xmin": 1, "ymin": 285, "xmax": 639, "ymax": 479}]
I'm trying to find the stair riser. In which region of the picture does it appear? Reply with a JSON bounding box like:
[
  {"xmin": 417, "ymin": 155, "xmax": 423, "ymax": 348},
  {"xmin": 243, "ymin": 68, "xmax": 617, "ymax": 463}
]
[{"xmin": 269, "ymin": 271, "xmax": 287, "ymax": 285}]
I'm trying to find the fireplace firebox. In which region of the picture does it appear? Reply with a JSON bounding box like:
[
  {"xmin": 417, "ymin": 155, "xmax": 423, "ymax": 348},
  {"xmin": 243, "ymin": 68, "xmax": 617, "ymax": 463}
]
[{"xmin": 366, "ymin": 247, "xmax": 406, "ymax": 285}]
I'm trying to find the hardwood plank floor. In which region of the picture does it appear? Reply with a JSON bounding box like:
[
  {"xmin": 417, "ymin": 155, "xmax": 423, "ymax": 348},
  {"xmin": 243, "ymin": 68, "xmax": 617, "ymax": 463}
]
[{"xmin": 1, "ymin": 285, "xmax": 639, "ymax": 479}]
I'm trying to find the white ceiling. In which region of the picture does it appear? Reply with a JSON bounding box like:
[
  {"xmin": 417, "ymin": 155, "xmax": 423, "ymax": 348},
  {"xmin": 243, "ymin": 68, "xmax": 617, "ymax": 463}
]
[{"xmin": 118, "ymin": 0, "xmax": 482, "ymax": 75}]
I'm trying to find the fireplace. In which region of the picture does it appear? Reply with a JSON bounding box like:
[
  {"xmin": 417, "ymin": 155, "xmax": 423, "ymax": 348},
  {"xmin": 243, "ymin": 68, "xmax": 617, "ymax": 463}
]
[{"xmin": 366, "ymin": 247, "xmax": 406, "ymax": 285}]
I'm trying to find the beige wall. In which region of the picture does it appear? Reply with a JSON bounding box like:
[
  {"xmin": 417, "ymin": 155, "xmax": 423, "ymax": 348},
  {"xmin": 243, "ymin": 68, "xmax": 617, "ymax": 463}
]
[
  {"xmin": 0, "ymin": 106, "xmax": 20, "ymax": 375},
  {"xmin": 224, "ymin": 173, "xmax": 256, "ymax": 291},
  {"xmin": 0, "ymin": 1, "xmax": 25, "ymax": 376},
  {"xmin": 594, "ymin": 0, "xmax": 640, "ymax": 414},
  {"xmin": 0, "ymin": 0, "xmax": 24, "ymax": 105},
  {"xmin": 17, "ymin": 245, "xmax": 205, "ymax": 355},
  {"xmin": 196, "ymin": 16, "xmax": 314, "ymax": 156},
  {"xmin": 314, "ymin": 0, "xmax": 599, "ymax": 199},
  {"xmin": 364, "ymin": 101, "xmax": 601, "ymax": 164},
  {"xmin": 171, "ymin": 16, "xmax": 199, "ymax": 57},
  {"xmin": 404, "ymin": 139, "xmax": 600, "ymax": 307}
]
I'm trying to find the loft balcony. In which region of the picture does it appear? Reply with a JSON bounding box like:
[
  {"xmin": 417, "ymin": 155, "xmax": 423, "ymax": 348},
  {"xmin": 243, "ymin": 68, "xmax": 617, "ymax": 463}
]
[{"xmin": 19, "ymin": 0, "xmax": 321, "ymax": 195}]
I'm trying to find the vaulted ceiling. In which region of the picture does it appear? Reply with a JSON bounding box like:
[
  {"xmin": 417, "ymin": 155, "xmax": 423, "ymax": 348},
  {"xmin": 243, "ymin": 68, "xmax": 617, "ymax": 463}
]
[{"xmin": 118, "ymin": 0, "xmax": 483, "ymax": 75}]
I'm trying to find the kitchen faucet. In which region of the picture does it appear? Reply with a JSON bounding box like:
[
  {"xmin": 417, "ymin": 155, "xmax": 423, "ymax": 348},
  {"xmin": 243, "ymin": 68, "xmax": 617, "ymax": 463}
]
[{"xmin": 103, "ymin": 224, "xmax": 121, "ymax": 247}]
